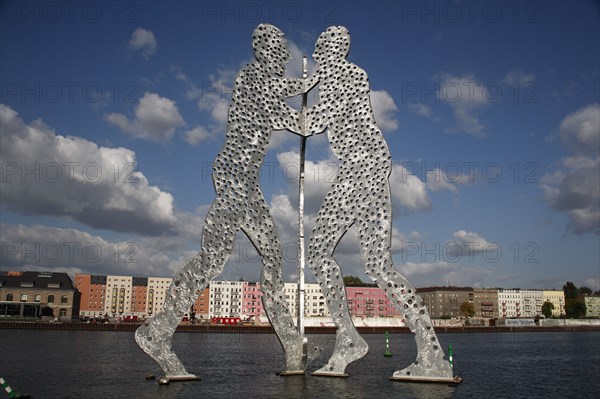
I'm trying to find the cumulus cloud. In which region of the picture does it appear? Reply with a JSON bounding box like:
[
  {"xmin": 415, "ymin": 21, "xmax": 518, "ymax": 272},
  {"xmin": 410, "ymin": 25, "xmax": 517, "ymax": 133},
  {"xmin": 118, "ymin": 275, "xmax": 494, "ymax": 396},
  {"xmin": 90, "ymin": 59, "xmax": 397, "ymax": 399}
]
[
  {"xmin": 437, "ymin": 72, "xmax": 489, "ymax": 136},
  {"xmin": 501, "ymin": 69, "xmax": 535, "ymax": 87},
  {"xmin": 129, "ymin": 28, "xmax": 158, "ymax": 60},
  {"xmin": 105, "ymin": 92, "xmax": 185, "ymax": 141},
  {"xmin": 389, "ymin": 164, "xmax": 432, "ymax": 214},
  {"xmin": 444, "ymin": 230, "xmax": 500, "ymax": 260},
  {"xmin": 541, "ymin": 104, "xmax": 600, "ymax": 235},
  {"xmin": 408, "ymin": 102, "xmax": 432, "ymax": 118},
  {"xmin": 370, "ymin": 90, "xmax": 399, "ymax": 132},
  {"xmin": 0, "ymin": 216, "xmax": 206, "ymax": 278},
  {"xmin": 0, "ymin": 104, "xmax": 177, "ymax": 235},
  {"xmin": 184, "ymin": 126, "xmax": 210, "ymax": 145},
  {"xmin": 397, "ymin": 261, "xmax": 491, "ymax": 287},
  {"xmin": 558, "ymin": 103, "xmax": 600, "ymax": 156},
  {"xmin": 426, "ymin": 167, "xmax": 472, "ymax": 193}
]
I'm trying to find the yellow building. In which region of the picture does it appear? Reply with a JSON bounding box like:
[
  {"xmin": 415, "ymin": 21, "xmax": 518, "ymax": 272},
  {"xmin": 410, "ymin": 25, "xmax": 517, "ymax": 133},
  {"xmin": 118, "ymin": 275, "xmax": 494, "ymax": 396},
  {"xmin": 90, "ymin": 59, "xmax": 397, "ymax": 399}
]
[{"xmin": 542, "ymin": 290, "xmax": 565, "ymax": 317}]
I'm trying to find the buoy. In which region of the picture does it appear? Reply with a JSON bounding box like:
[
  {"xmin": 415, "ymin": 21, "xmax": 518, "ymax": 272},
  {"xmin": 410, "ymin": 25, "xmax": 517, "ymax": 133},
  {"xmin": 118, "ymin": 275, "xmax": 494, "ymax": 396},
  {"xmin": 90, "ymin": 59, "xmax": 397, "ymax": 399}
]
[
  {"xmin": 1, "ymin": 376, "xmax": 30, "ymax": 398},
  {"xmin": 158, "ymin": 377, "xmax": 170, "ymax": 385},
  {"xmin": 145, "ymin": 373, "xmax": 156, "ymax": 380},
  {"xmin": 384, "ymin": 331, "xmax": 393, "ymax": 357}
]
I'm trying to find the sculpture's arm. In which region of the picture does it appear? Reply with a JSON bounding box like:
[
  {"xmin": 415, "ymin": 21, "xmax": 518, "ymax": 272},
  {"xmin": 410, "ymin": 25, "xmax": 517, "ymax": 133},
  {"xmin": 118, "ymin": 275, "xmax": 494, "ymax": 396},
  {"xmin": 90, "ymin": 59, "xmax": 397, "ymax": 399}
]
[
  {"xmin": 283, "ymin": 76, "xmax": 319, "ymax": 98},
  {"xmin": 304, "ymin": 99, "xmax": 329, "ymax": 136}
]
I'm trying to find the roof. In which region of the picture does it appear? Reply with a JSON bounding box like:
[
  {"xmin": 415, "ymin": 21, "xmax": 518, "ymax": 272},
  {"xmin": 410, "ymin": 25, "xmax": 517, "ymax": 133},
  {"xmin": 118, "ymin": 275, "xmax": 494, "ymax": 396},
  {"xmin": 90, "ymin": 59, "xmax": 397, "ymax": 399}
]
[
  {"xmin": 0, "ymin": 271, "xmax": 76, "ymax": 291},
  {"xmin": 417, "ymin": 286, "xmax": 474, "ymax": 293}
]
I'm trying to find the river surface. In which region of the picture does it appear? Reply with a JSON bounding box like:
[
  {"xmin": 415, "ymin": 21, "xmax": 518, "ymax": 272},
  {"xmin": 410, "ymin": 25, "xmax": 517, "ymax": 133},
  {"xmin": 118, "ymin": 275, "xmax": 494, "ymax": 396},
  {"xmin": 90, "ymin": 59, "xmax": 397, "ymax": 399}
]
[{"xmin": 0, "ymin": 329, "xmax": 598, "ymax": 398}]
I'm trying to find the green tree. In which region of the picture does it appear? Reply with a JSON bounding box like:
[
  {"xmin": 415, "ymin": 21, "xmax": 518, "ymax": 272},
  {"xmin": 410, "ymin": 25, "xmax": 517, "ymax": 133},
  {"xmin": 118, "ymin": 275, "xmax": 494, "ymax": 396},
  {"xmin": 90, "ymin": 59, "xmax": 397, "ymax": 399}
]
[
  {"xmin": 563, "ymin": 281, "xmax": 579, "ymax": 299},
  {"xmin": 343, "ymin": 275, "xmax": 364, "ymax": 286},
  {"xmin": 542, "ymin": 301, "xmax": 554, "ymax": 318},
  {"xmin": 579, "ymin": 286, "xmax": 592, "ymax": 296},
  {"xmin": 565, "ymin": 299, "xmax": 587, "ymax": 318},
  {"xmin": 459, "ymin": 301, "xmax": 475, "ymax": 317}
]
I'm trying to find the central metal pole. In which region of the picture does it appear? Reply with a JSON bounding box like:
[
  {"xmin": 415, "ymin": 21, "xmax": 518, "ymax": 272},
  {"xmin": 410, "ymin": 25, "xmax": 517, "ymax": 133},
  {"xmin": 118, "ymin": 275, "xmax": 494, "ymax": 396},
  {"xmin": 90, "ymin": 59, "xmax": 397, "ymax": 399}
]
[{"xmin": 297, "ymin": 55, "xmax": 308, "ymax": 340}]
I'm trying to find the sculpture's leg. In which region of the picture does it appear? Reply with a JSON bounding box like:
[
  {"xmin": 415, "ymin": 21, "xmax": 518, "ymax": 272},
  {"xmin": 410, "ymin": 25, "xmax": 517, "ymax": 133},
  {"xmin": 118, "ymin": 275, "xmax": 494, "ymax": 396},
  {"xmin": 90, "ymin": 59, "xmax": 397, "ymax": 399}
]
[
  {"xmin": 308, "ymin": 188, "xmax": 368, "ymax": 377},
  {"xmin": 135, "ymin": 198, "xmax": 238, "ymax": 380},
  {"xmin": 242, "ymin": 190, "xmax": 306, "ymax": 373},
  {"xmin": 356, "ymin": 183, "xmax": 453, "ymax": 380},
  {"xmin": 135, "ymin": 256, "xmax": 204, "ymax": 380}
]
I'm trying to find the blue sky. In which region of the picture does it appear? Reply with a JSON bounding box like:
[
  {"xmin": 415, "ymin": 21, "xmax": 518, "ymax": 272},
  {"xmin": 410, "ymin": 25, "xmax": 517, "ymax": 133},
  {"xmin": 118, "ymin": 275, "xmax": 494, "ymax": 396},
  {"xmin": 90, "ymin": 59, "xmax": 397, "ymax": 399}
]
[{"xmin": 1, "ymin": 1, "xmax": 598, "ymax": 291}]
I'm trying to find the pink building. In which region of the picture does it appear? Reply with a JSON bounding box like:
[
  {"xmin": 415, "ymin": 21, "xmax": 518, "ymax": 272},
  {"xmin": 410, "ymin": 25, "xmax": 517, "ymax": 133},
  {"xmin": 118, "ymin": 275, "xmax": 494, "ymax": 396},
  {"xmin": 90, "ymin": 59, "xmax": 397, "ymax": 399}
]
[
  {"xmin": 345, "ymin": 286, "xmax": 401, "ymax": 318},
  {"xmin": 242, "ymin": 282, "xmax": 264, "ymax": 318}
]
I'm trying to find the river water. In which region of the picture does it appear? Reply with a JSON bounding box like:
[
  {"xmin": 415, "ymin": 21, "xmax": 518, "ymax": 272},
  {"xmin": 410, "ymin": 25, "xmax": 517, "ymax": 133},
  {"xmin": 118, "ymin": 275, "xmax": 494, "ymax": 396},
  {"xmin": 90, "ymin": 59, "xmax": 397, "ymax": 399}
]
[{"xmin": 0, "ymin": 329, "xmax": 598, "ymax": 398}]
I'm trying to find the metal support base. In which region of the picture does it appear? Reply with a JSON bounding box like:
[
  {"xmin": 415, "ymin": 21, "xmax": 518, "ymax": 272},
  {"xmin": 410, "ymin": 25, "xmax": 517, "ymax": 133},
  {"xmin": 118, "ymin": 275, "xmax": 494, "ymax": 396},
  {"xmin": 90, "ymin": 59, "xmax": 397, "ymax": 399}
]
[
  {"xmin": 311, "ymin": 371, "xmax": 349, "ymax": 378},
  {"xmin": 277, "ymin": 371, "xmax": 306, "ymax": 376},
  {"xmin": 390, "ymin": 375, "xmax": 463, "ymax": 384},
  {"xmin": 164, "ymin": 374, "xmax": 201, "ymax": 382}
]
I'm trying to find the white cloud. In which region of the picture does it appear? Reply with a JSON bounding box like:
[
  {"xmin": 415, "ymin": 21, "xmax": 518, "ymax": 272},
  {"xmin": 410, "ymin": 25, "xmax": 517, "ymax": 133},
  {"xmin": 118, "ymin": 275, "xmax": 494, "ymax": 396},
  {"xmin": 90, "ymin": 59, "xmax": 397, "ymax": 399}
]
[
  {"xmin": 437, "ymin": 73, "xmax": 489, "ymax": 136},
  {"xmin": 129, "ymin": 28, "xmax": 158, "ymax": 60},
  {"xmin": 398, "ymin": 261, "xmax": 491, "ymax": 287},
  {"xmin": 445, "ymin": 230, "xmax": 500, "ymax": 259},
  {"xmin": 370, "ymin": 90, "xmax": 399, "ymax": 132},
  {"xmin": 501, "ymin": 69, "xmax": 535, "ymax": 87},
  {"xmin": 541, "ymin": 104, "xmax": 600, "ymax": 235},
  {"xmin": 105, "ymin": 92, "xmax": 185, "ymax": 141},
  {"xmin": 558, "ymin": 103, "xmax": 600, "ymax": 156},
  {"xmin": 0, "ymin": 217, "xmax": 206, "ymax": 278},
  {"xmin": 389, "ymin": 164, "xmax": 432, "ymax": 213},
  {"xmin": 408, "ymin": 102, "xmax": 432, "ymax": 118},
  {"xmin": 184, "ymin": 126, "xmax": 210, "ymax": 145},
  {"xmin": 583, "ymin": 277, "xmax": 600, "ymax": 291},
  {"xmin": 426, "ymin": 167, "xmax": 472, "ymax": 193},
  {"xmin": 0, "ymin": 104, "xmax": 177, "ymax": 235}
]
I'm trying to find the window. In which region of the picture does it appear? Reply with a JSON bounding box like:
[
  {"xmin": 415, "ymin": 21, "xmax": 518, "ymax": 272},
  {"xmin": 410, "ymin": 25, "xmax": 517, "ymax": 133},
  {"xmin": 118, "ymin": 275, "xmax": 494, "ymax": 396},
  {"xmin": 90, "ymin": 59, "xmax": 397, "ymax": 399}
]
[
  {"xmin": 20, "ymin": 294, "xmax": 28, "ymax": 302},
  {"xmin": 35, "ymin": 294, "xmax": 41, "ymax": 302},
  {"xmin": 6, "ymin": 293, "xmax": 13, "ymax": 301},
  {"xmin": 59, "ymin": 309, "xmax": 67, "ymax": 317},
  {"xmin": 48, "ymin": 295, "xmax": 55, "ymax": 303},
  {"xmin": 61, "ymin": 295, "xmax": 68, "ymax": 303}
]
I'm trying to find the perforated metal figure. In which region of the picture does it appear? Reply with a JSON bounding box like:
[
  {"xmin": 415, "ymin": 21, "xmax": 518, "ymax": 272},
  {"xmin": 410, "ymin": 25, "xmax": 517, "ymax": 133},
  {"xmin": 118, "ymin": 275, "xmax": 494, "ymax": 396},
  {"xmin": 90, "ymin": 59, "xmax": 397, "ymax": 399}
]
[
  {"xmin": 305, "ymin": 26, "xmax": 453, "ymax": 379},
  {"xmin": 135, "ymin": 24, "xmax": 310, "ymax": 379}
]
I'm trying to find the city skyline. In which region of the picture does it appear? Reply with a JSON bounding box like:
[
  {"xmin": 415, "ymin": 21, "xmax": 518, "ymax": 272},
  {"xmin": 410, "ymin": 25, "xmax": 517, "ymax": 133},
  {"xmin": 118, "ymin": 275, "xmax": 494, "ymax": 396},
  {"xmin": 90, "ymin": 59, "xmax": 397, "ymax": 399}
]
[{"xmin": 1, "ymin": 1, "xmax": 599, "ymax": 291}]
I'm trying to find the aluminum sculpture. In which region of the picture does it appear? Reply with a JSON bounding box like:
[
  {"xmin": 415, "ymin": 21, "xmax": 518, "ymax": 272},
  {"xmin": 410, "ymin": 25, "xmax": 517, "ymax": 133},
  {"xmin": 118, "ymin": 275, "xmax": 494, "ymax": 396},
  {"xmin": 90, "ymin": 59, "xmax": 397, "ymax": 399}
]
[
  {"xmin": 136, "ymin": 23, "xmax": 455, "ymax": 384},
  {"xmin": 135, "ymin": 24, "xmax": 310, "ymax": 380},
  {"xmin": 305, "ymin": 26, "xmax": 453, "ymax": 381}
]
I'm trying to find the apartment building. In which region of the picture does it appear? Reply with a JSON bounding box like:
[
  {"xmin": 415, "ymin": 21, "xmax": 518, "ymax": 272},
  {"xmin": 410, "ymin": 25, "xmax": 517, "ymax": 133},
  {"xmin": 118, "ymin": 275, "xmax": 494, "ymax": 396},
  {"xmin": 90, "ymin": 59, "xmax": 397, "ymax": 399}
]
[
  {"xmin": 473, "ymin": 288, "xmax": 498, "ymax": 318},
  {"xmin": 346, "ymin": 286, "xmax": 400, "ymax": 318},
  {"xmin": 417, "ymin": 287, "xmax": 473, "ymax": 318},
  {"xmin": 0, "ymin": 271, "xmax": 80, "ymax": 320},
  {"xmin": 521, "ymin": 290, "xmax": 543, "ymax": 318},
  {"xmin": 75, "ymin": 274, "xmax": 106, "ymax": 318},
  {"xmin": 242, "ymin": 282, "xmax": 264, "ymax": 319},
  {"xmin": 209, "ymin": 280, "xmax": 243, "ymax": 318},
  {"xmin": 584, "ymin": 296, "xmax": 600, "ymax": 318},
  {"xmin": 498, "ymin": 289, "xmax": 522, "ymax": 318},
  {"xmin": 146, "ymin": 277, "xmax": 172, "ymax": 317},
  {"xmin": 542, "ymin": 290, "xmax": 566, "ymax": 317}
]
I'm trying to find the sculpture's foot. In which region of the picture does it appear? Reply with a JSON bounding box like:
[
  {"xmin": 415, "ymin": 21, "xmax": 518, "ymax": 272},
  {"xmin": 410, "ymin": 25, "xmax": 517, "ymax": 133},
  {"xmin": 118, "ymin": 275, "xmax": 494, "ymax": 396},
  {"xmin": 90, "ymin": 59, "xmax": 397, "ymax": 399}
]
[
  {"xmin": 312, "ymin": 332, "xmax": 368, "ymax": 376},
  {"xmin": 391, "ymin": 359, "xmax": 453, "ymax": 380},
  {"xmin": 135, "ymin": 323, "xmax": 189, "ymax": 377},
  {"xmin": 280, "ymin": 336, "xmax": 307, "ymax": 374}
]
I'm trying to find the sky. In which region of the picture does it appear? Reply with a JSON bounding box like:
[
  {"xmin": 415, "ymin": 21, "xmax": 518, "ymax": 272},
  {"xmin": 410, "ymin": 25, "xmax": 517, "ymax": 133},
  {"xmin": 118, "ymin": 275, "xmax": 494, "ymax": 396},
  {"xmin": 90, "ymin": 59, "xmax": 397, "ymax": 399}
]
[{"xmin": 0, "ymin": 0, "xmax": 598, "ymax": 291}]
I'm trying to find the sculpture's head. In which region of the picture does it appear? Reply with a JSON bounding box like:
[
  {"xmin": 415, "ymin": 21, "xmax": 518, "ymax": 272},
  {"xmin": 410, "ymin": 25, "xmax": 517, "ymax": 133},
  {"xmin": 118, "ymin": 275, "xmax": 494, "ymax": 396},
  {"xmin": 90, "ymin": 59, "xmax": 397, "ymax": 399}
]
[
  {"xmin": 313, "ymin": 26, "xmax": 351, "ymax": 64},
  {"xmin": 252, "ymin": 24, "xmax": 291, "ymax": 76}
]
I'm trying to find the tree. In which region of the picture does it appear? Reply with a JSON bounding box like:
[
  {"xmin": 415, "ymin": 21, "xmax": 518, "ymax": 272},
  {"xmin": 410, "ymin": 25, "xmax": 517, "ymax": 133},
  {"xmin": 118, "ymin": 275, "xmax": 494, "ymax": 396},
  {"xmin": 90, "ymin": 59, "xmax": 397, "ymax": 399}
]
[
  {"xmin": 459, "ymin": 302, "xmax": 475, "ymax": 317},
  {"xmin": 579, "ymin": 286, "xmax": 592, "ymax": 296},
  {"xmin": 343, "ymin": 275, "xmax": 364, "ymax": 286},
  {"xmin": 563, "ymin": 281, "xmax": 579, "ymax": 299},
  {"xmin": 542, "ymin": 301, "xmax": 554, "ymax": 318},
  {"xmin": 565, "ymin": 299, "xmax": 587, "ymax": 318}
]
